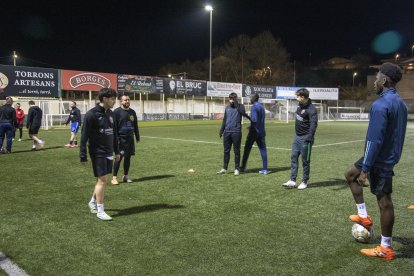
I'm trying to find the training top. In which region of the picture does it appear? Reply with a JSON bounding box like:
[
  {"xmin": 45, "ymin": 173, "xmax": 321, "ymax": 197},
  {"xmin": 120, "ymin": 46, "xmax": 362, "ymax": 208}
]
[
  {"xmin": 220, "ymin": 104, "xmax": 249, "ymax": 134},
  {"xmin": 0, "ymin": 103, "xmax": 16, "ymax": 124},
  {"xmin": 362, "ymin": 88, "xmax": 407, "ymax": 175},
  {"xmin": 295, "ymin": 99, "xmax": 318, "ymax": 141},
  {"xmin": 80, "ymin": 104, "xmax": 120, "ymax": 162},
  {"xmin": 26, "ymin": 106, "xmax": 43, "ymax": 128},
  {"xmin": 113, "ymin": 107, "xmax": 140, "ymax": 141},
  {"xmin": 65, "ymin": 106, "xmax": 82, "ymax": 125},
  {"xmin": 15, "ymin": 108, "xmax": 25, "ymax": 125},
  {"xmin": 250, "ymin": 101, "xmax": 266, "ymax": 137}
]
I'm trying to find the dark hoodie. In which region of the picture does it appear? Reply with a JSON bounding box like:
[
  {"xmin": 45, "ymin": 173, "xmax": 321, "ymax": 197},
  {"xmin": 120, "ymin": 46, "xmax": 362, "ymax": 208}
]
[{"xmin": 27, "ymin": 105, "xmax": 43, "ymax": 128}]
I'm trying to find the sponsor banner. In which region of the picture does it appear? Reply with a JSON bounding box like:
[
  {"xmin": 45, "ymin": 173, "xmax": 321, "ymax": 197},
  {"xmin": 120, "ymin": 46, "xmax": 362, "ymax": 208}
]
[
  {"xmin": 0, "ymin": 64, "xmax": 59, "ymax": 97},
  {"xmin": 275, "ymin": 86, "xmax": 301, "ymax": 99},
  {"xmin": 61, "ymin": 70, "xmax": 117, "ymax": 91},
  {"xmin": 242, "ymin": 84, "xmax": 275, "ymax": 99},
  {"xmin": 164, "ymin": 79, "xmax": 207, "ymax": 96},
  {"xmin": 308, "ymin": 87, "xmax": 338, "ymax": 100},
  {"xmin": 276, "ymin": 86, "xmax": 339, "ymax": 100},
  {"xmin": 117, "ymin": 75, "xmax": 152, "ymax": 93},
  {"xmin": 207, "ymin": 81, "xmax": 242, "ymax": 97},
  {"xmin": 340, "ymin": 113, "xmax": 369, "ymax": 119}
]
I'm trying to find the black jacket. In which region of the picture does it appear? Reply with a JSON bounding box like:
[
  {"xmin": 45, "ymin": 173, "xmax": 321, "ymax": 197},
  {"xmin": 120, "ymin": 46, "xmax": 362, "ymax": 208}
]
[
  {"xmin": 27, "ymin": 106, "xmax": 43, "ymax": 128},
  {"xmin": 0, "ymin": 104, "xmax": 16, "ymax": 124},
  {"xmin": 65, "ymin": 106, "xmax": 82, "ymax": 125},
  {"xmin": 80, "ymin": 104, "xmax": 119, "ymax": 162},
  {"xmin": 295, "ymin": 99, "xmax": 318, "ymax": 142}
]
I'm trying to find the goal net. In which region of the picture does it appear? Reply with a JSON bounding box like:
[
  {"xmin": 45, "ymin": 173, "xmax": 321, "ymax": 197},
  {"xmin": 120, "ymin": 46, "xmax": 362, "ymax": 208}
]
[{"xmin": 327, "ymin": 106, "xmax": 368, "ymax": 121}]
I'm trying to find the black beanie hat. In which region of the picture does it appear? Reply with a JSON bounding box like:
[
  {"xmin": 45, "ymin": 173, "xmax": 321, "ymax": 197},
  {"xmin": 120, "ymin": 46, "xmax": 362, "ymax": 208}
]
[{"xmin": 379, "ymin": 62, "xmax": 402, "ymax": 83}]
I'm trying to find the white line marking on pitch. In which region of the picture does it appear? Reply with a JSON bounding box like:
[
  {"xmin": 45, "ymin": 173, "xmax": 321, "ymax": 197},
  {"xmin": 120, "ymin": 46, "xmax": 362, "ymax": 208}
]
[
  {"xmin": 0, "ymin": 251, "xmax": 29, "ymax": 276},
  {"xmin": 142, "ymin": 133, "xmax": 414, "ymax": 151}
]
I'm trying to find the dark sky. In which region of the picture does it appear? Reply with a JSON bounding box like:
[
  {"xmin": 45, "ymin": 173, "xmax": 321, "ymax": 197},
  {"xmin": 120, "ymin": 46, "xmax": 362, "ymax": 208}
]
[{"xmin": 1, "ymin": 0, "xmax": 413, "ymax": 75}]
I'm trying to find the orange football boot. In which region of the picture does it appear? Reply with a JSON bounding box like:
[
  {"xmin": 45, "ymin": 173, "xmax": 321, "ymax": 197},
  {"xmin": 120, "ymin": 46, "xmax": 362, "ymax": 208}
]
[
  {"xmin": 349, "ymin": 214, "xmax": 373, "ymax": 230},
  {"xmin": 360, "ymin": 246, "xmax": 395, "ymax": 260}
]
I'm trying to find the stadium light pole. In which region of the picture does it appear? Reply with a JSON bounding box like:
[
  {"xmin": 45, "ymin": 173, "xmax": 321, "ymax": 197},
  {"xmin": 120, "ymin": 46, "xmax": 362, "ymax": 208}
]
[
  {"xmin": 13, "ymin": 51, "xmax": 18, "ymax": 66},
  {"xmin": 352, "ymin": 72, "xmax": 357, "ymax": 92},
  {"xmin": 205, "ymin": 5, "xmax": 213, "ymax": 81},
  {"xmin": 411, "ymin": 44, "xmax": 414, "ymax": 58},
  {"xmin": 394, "ymin": 53, "xmax": 400, "ymax": 63}
]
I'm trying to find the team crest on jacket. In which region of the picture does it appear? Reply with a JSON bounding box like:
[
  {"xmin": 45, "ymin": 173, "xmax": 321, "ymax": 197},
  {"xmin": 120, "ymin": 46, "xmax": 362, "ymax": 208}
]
[{"xmin": 130, "ymin": 115, "xmax": 134, "ymax": 121}]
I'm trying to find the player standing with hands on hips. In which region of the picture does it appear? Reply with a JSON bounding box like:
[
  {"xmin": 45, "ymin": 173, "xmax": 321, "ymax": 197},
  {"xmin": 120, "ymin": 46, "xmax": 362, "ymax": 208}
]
[
  {"xmin": 345, "ymin": 63, "xmax": 407, "ymax": 260},
  {"xmin": 80, "ymin": 88, "xmax": 120, "ymax": 221}
]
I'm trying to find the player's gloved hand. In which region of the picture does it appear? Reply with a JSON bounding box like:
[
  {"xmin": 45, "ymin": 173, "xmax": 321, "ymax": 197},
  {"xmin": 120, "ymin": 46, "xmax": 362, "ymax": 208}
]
[{"xmin": 219, "ymin": 132, "xmax": 223, "ymax": 138}]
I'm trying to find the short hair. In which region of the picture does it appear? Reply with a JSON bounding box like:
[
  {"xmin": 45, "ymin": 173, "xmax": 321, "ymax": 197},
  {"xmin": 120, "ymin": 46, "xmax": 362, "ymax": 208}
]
[
  {"xmin": 251, "ymin": 93, "xmax": 259, "ymax": 102},
  {"xmin": 16, "ymin": 102, "xmax": 20, "ymax": 105},
  {"xmin": 28, "ymin": 100, "xmax": 35, "ymax": 105},
  {"xmin": 98, "ymin": 88, "xmax": 117, "ymax": 102},
  {"xmin": 295, "ymin": 88, "xmax": 310, "ymax": 99},
  {"xmin": 5, "ymin": 97, "xmax": 13, "ymax": 104},
  {"xmin": 229, "ymin": 92, "xmax": 238, "ymax": 99},
  {"xmin": 71, "ymin": 101, "xmax": 77, "ymax": 106}
]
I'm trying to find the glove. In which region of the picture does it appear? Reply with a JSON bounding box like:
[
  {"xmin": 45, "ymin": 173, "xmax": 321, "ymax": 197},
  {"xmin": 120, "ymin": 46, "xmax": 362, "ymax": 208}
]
[{"xmin": 219, "ymin": 132, "xmax": 223, "ymax": 138}]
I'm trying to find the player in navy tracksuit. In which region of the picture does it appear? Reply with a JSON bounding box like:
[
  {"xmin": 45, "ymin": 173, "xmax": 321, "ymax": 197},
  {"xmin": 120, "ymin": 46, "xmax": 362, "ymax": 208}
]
[
  {"xmin": 0, "ymin": 97, "xmax": 16, "ymax": 153},
  {"xmin": 345, "ymin": 63, "xmax": 407, "ymax": 260},
  {"xmin": 282, "ymin": 88, "xmax": 318, "ymax": 190},
  {"xmin": 218, "ymin": 93, "xmax": 250, "ymax": 176},
  {"xmin": 65, "ymin": 101, "xmax": 82, "ymax": 148},
  {"xmin": 111, "ymin": 95, "xmax": 140, "ymax": 185},
  {"xmin": 240, "ymin": 93, "xmax": 268, "ymax": 174}
]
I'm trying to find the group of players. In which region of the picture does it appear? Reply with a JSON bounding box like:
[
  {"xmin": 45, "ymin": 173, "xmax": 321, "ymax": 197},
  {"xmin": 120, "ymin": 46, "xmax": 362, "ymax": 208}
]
[
  {"xmin": 3, "ymin": 62, "xmax": 409, "ymax": 261},
  {"xmin": 0, "ymin": 98, "xmax": 45, "ymax": 153}
]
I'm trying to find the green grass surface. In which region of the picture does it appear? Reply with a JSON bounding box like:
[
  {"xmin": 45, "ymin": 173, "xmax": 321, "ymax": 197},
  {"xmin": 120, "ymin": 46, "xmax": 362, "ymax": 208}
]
[{"xmin": 1, "ymin": 120, "xmax": 413, "ymax": 275}]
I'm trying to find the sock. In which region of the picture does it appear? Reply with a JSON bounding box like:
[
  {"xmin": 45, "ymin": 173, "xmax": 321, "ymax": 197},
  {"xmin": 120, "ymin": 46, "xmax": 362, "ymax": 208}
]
[
  {"xmin": 381, "ymin": 235, "xmax": 392, "ymax": 248},
  {"xmin": 74, "ymin": 140, "xmax": 77, "ymax": 145},
  {"xmin": 97, "ymin": 203, "xmax": 104, "ymax": 213},
  {"xmin": 69, "ymin": 141, "xmax": 73, "ymax": 145},
  {"xmin": 32, "ymin": 144, "xmax": 36, "ymax": 149},
  {"xmin": 90, "ymin": 196, "xmax": 96, "ymax": 204},
  {"xmin": 356, "ymin": 203, "xmax": 368, "ymax": 218}
]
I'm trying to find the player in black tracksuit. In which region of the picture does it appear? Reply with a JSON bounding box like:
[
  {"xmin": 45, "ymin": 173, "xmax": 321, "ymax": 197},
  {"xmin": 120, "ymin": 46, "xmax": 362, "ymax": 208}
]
[
  {"xmin": 112, "ymin": 95, "xmax": 140, "ymax": 184},
  {"xmin": 26, "ymin": 100, "xmax": 44, "ymax": 150},
  {"xmin": 80, "ymin": 88, "xmax": 120, "ymax": 221}
]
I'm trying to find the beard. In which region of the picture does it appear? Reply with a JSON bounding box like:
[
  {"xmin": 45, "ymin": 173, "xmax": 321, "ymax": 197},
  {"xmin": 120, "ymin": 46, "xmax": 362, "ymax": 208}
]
[{"xmin": 122, "ymin": 103, "xmax": 130, "ymax": 109}]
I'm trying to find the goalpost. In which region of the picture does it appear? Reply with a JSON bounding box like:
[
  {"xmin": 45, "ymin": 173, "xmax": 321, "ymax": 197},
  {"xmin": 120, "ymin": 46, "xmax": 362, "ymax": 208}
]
[{"xmin": 327, "ymin": 106, "xmax": 368, "ymax": 121}]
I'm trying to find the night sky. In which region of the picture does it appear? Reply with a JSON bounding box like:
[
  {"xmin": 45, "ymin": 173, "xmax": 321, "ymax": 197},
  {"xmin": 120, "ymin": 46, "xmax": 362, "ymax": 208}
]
[{"xmin": 2, "ymin": 0, "xmax": 413, "ymax": 75}]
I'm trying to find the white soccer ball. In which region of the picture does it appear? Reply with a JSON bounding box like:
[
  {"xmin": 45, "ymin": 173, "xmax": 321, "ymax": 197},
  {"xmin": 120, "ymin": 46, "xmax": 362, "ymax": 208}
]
[{"xmin": 351, "ymin": 223, "xmax": 372, "ymax": 243}]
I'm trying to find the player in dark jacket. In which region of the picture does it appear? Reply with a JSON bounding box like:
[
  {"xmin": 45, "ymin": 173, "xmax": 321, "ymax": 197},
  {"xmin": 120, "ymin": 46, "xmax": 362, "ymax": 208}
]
[
  {"xmin": 64, "ymin": 101, "xmax": 82, "ymax": 148},
  {"xmin": 0, "ymin": 97, "xmax": 16, "ymax": 153},
  {"xmin": 26, "ymin": 100, "xmax": 44, "ymax": 150},
  {"xmin": 217, "ymin": 92, "xmax": 250, "ymax": 176},
  {"xmin": 282, "ymin": 88, "xmax": 318, "ymax": 190},
  {"xmin": 345, "ymin": 63, "xmax": 407, "ymax": 260},
  {"xmin": 111, "ymin": 95, "xmax": 140, "ymax": 185},
  {"xmin": 80, "ymin": 88, "xmax": 120, "ymax": 221}
]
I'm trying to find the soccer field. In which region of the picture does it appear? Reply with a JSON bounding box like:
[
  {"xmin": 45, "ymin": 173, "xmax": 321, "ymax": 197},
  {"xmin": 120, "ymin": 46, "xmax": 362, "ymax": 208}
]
[{"xmin": 1, "ymin": 120, "xmax": 413, "ymax": 275}]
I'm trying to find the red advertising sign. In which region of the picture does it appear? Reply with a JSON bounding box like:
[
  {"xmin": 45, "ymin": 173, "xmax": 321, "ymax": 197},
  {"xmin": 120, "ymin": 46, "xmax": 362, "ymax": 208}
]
[{"xmin": 61, "ymin": 70, "xmax": 117, "ymax": 91}]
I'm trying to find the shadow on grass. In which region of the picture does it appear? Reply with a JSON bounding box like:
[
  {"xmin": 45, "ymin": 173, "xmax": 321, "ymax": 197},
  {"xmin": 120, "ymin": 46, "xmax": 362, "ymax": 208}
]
[
  {"xmin": 308, "ymin": 178, "xmax": 348, "ymax": 190},
  {"xmin": 133, "ymin": 174, "xmax": 175, "ymax": 182},
  {"xmin": 6, "ymin": 146, "xmax": 64, "ymax": 154},
  {"xmin": 243, "ymin": 166, "xmax": 290, "ymax": 175},
  {"xmin": 394, "ymin": 237, "xmax": 414, "ymax": 259},
  {"xmin": 107, "ymin": 203, "xmax": 185, "ymax": 217}
]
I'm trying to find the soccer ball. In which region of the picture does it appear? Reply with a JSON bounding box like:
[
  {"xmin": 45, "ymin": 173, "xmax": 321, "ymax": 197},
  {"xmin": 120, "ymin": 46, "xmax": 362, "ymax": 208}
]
[{"xmin": 351, "ymin": 223, "xmax": 372, "ymax": 243}]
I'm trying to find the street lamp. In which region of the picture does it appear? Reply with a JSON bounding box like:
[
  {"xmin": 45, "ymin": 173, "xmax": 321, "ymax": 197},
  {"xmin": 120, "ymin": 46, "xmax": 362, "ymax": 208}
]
[
  {"xmin": 205, "ymin": 5, "xmax": 213, "ymax": 81},
  {"xmin": 411, "ymin": 44, "xmax": 414, "ymax": 58},
  {"xmin": 395, "ymin": 53, "xmax": 400, "ymax": 63},
  {"xmin": 352, "ymin": 72, "xmax": 357, "ymax": 91},
  {"xmin": 13, "ymin": 51, "xmax": 18, "ymax": 66}
]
